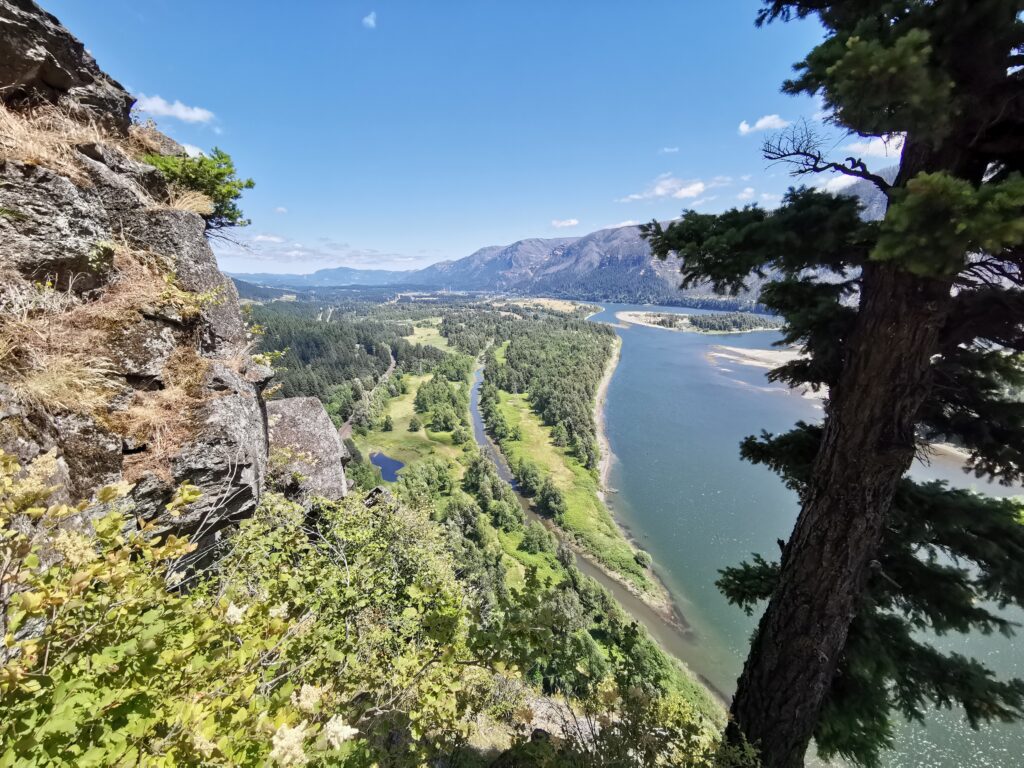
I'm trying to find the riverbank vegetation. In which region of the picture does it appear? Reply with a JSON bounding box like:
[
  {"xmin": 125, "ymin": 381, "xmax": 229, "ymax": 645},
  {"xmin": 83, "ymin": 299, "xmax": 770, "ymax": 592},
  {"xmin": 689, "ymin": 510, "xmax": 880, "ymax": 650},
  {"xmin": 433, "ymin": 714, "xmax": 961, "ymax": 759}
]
[
  {"xmin": 479, "ymin": 316, "xmax": 658, "ymax": 598},
  {"xmin": 620, "ymin": 311, "xmax": 785, "ymax": 334}
]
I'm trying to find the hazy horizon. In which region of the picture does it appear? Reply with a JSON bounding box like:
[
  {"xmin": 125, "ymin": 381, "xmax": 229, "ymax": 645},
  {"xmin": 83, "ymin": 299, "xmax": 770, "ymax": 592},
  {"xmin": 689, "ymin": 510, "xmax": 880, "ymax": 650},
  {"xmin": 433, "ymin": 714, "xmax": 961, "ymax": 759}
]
[{"xmin": 46, "ymin": 1, "xmax": 903, "ymax": 275}]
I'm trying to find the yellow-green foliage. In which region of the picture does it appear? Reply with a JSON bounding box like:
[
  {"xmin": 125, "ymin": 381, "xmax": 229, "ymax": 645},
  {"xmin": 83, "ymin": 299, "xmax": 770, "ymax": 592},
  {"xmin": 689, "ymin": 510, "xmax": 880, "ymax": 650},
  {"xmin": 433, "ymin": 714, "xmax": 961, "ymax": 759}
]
[
  {"xmin": 0, "ymin": 445, "xmax": 735, "ymax": 767},
  {"xmin": 0, "ymin": 451, "xmax": 490, "ymax": 766}
]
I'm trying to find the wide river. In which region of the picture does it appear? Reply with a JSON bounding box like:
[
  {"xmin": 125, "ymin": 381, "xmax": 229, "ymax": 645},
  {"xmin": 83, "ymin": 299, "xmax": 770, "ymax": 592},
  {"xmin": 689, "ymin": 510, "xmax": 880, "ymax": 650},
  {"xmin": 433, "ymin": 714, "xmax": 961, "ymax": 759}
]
[{"xmin": 585, "ymin": 302, "xmax": 1022, "ymax": 768}]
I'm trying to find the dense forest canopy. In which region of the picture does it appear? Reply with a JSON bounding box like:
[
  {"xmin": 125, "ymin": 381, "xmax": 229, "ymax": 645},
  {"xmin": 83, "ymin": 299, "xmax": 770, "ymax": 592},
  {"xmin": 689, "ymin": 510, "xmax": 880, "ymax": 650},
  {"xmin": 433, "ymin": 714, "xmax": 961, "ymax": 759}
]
[{"xmin": 485, "ymin": 316, "xmax": 616, "ymax": 471}]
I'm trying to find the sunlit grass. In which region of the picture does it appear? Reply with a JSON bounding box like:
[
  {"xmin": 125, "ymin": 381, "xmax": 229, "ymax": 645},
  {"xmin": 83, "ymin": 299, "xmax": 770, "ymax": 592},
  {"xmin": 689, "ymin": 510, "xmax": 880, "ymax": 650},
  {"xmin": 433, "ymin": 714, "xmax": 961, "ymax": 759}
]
[
  {"xmin": 409, "ymin": 320, "xmax": 450, "ymax": 350},
  {"xmin": 495, "ymin": 391, "xmax": 652, "ymax": 593}
]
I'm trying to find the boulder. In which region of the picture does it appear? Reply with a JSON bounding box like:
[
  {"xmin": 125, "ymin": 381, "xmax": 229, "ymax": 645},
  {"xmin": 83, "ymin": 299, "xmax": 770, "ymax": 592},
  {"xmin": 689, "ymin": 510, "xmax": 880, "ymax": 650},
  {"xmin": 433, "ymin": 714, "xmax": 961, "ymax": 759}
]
[
  {"xmin": 106, "ymin": 316, "xmax": 181, "ymax": 381},
  {"xmin": 267, "ymin": 397, "xmax": 349, "ymax": 503},
  {"xmin": 0, "ymin": 0, "xmax": 134, "ymax": 133},
  {"xmin": 0, "ymin": 160, "xmax": 112, "ymax": 291}
]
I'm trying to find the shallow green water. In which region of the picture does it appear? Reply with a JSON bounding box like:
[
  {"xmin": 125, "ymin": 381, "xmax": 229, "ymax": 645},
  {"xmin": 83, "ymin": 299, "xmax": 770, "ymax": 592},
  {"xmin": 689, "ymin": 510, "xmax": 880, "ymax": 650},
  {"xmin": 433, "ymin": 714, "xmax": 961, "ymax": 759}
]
[{"xmin": 589, "ymin": 303, "xmax": 1023, "ymax": 768}]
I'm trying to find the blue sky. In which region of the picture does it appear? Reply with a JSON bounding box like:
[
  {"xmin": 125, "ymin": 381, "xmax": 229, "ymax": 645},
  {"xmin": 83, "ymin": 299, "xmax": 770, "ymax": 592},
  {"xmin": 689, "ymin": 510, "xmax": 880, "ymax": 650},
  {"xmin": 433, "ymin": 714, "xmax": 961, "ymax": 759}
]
[{"xmin": 45, "ymin": 1, "xmax": 901, "ymax": 273}]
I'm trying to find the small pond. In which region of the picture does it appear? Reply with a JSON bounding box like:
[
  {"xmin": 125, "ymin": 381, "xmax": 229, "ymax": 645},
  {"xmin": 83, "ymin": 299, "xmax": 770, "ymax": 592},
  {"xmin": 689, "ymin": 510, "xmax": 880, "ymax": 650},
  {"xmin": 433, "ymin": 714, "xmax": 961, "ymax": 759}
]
[{"xmin": 369, "ymin": 452, "xmax": 404, "ymax": 482}]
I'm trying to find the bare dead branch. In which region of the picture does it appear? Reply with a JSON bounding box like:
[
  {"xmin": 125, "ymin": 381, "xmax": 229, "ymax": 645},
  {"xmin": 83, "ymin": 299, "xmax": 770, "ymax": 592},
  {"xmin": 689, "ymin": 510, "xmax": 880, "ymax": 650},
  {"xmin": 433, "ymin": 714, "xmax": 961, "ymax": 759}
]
[{"xmin": 762, "ymin": 120, "xmax": 892, "ymax": 193}]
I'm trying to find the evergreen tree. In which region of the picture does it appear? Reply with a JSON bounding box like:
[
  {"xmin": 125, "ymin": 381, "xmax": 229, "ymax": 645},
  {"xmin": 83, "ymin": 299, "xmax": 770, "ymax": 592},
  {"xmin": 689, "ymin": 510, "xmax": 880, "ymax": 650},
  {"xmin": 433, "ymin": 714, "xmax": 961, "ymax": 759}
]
[
  {"xmin": 408, "ymin": 416, "xmax": 421, "ymax": 432},
  {"xmin": 382, "ymin": 415, "xmax": 394, "ymax": 432},
  {"xmin": 537, "ymin": 477, "xmax": 568, "ymax": 523},
  {"xmin": 643, "ymin": 3, "xmax": 1024, "ymax": 766}
]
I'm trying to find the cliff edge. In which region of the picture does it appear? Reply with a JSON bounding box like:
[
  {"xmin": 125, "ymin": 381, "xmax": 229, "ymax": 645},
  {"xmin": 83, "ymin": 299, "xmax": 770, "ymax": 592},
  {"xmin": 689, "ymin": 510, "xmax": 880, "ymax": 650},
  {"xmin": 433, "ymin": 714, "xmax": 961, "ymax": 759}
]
[{"xmin": 0, "ymin": 0, "xmax": 348, "ymax": 551}]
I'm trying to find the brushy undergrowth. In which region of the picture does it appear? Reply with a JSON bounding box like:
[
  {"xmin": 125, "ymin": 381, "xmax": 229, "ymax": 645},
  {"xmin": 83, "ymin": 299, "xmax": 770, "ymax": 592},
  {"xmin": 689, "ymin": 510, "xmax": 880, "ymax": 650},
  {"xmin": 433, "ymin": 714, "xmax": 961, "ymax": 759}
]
[{"xmin": 0, "ymin": 448, "xmax": 755, "ymax": 766}]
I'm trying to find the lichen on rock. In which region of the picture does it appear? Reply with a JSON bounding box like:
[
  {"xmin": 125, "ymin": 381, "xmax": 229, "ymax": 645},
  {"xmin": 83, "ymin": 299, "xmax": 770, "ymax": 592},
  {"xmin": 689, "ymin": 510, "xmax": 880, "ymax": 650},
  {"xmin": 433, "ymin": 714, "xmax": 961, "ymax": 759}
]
[{"xmin": 267, "ymin": 397, "xmax": 349, "ymax": 503}]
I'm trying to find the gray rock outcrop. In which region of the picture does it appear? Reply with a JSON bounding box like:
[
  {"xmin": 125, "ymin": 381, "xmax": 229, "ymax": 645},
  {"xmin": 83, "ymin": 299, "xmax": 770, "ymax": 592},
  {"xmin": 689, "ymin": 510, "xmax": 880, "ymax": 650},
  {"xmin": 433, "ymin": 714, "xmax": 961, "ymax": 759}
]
[
  {"xmin": 267, "ymin": 397, "xmax": 349, "ymax": 503},
  {"xmin": 0, "ymin": 0, "xmax": 275, "ymax": 548},
  {"xmin": 0, "ymin": 0, "xmax": 134, "ymax": 132}
]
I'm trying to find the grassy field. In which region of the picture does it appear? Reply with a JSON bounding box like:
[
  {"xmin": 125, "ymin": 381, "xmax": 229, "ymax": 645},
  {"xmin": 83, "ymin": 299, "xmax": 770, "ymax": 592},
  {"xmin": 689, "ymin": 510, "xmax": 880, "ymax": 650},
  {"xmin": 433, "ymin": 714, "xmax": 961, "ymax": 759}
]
[
  {"xmin": 409, "ymin": 320, "xmax": 449, "ymax": 350},
  {"xmin": 494, "ymin": 391, "xmax": 654, "ymax": 594},
  {"xmin": 355, "ymin": 360, "xmax": 563, "ymax": 590},
  {"xmin": 355, "ymin": 373, "xmax": 468, "ymax": 469}
]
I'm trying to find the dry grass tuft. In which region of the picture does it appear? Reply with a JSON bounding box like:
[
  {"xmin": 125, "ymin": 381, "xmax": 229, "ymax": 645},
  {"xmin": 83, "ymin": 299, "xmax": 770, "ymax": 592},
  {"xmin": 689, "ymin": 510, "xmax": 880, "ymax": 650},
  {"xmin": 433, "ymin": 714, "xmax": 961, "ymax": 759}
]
[
  {"xmin": 127, "ymin": 120, "xmax": 171, "ymax": 156},
  {"xmin": 3, "ymin": 349, "xmax": 116, "ymax": 413},
  {"xmin": 0, "ymin": 103, "xmax": 107, "ymax": 183},
  {"xmin": 114, "ymin": 347, "xmax": 210, "ymax": 482},
  {"xmin": 166, "ymin": 186, "xmax": 215, "ymax": 216},
  {"xmin": 0, "ymin": 243, "xmax": 180, "ymax": 417}
]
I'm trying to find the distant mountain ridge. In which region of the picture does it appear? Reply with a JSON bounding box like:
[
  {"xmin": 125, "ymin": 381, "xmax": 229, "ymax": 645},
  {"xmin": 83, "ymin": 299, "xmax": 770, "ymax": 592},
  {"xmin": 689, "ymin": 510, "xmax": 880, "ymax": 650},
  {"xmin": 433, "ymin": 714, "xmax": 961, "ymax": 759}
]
[
  {"xmin": 230, "ymin": 225, "xmax": 701, "ymax": 305},
  {"xmin": 230, "ymin": 175, "xmax": 894, "ymax": 304}
]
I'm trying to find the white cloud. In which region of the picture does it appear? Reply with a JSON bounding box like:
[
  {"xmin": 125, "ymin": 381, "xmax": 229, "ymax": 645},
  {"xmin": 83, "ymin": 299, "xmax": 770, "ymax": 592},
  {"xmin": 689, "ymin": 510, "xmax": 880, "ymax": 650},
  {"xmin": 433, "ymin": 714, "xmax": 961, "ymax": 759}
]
[
  {"xmin": 659, "ymin": 147, "xmax": 679, "ymax": 154},
  {"xmin": 844, "ymin": 134, "xmax": 905, "ymax": 158},
  {"xmin": 605, "ymin": 220, "xmax": 640, "ymax": 229},
  {"xmin": 738, "ymin": 114, "xmax": 790, "ymax": 136},
  {"xmin": 820, "ymin": 175, "xmax": 860, "ymax": 194},
  {"xmin": 135, "ymin": 94, "xmax": 214, "ymax": 123},
  {"xmin": 551, "ymin": 218, "xmax": 579, "ymax": 229},
  {"xmin": 181, "ymin": 143, "xmax": 204, "ymax": 158},
  {"xmin": 215, "ymin": 233, "xmax": 420, "ymax": 272},
  {"xmin": 362, "ymin": 11, "xmax": 377, "ymax": 28},
  {"xmin": 619, "ymin": 173, "xmax": 706, "ymax": 202},
  {"xmin": 737, "ymin": 187, "xmax": 755, "ymax": 200},
  {"xmin": 273, "ymin": 206, "xmax": 288, "ymax": 214}
]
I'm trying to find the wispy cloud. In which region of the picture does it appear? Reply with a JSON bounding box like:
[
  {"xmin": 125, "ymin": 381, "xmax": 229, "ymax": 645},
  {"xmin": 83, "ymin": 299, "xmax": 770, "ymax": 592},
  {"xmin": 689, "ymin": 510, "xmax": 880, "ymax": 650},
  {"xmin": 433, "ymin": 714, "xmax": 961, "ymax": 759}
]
[
  {"xmin": 619, "ymin": 173, "xmax": 706, "ymax": 202},
  {"xmin": 273, "ymin": 206, "xmax": 288, "ymax": 214},
  {"xmin": 181, "ymin": 143, "xmax": 204, "ymax": 158},
  {"xmin": 362, "ymin": 11, "xmax": 377, "ymax": 29},
  {"xmin": 659, "ymin": 147, "xmax": 679, "ymax": 154},
  {"xmin": 737, "ymin": 187, "xmax": 755, "ymax": 200},
  {"xmin": 604, "ymin": 220, "xmax": 640, "ymax": 229},
  {"xmin": 738, "ymin": 114, "xmax": 790, "ymax": 136},
  {"xmin": 844, "ymin": 134, "xmax": 905, "ymax": 158},
  {"xmin": 551, "ymin": 218, "xmax": 579, "ymax": 229},
  {"xmin": 215, "ymin": 232, "xmax": 420, "ymax": 272},
  {"xmin": 135, "ymin": 94, "xmax": 214, "ymax": 123}
]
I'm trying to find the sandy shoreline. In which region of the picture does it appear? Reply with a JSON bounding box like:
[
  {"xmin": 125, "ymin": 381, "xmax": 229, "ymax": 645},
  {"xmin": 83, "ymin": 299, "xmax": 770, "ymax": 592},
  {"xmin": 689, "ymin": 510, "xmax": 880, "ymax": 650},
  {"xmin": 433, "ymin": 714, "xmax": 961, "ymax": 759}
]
[
  {"xmin": 595, "ymin": 335, "xmax": 621, "ymax": 499},
  {"xmin": 709, "ymin": 347, "xmax": 998, "ymax": 475},
  {"xmin": 708, "ymin": 344, "xmax": 828, "ymax": 402}
]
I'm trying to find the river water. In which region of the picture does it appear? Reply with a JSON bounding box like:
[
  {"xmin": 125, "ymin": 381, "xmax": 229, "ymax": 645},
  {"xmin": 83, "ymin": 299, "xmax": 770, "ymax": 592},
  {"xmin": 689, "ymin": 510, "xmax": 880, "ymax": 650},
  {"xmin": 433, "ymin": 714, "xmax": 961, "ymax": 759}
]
[{"xmin": 586, "ymin": 303, "xmax": 1023, "ymax": 768}]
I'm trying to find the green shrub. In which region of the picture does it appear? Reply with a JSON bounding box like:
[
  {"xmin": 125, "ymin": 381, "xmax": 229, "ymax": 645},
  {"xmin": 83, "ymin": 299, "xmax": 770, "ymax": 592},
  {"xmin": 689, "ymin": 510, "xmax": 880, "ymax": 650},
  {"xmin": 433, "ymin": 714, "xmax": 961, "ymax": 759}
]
[
  {"xmin": 0, "ymin": 450, "xmax": 491, "ymax": 766},
  {"xmin": 145, "ymin": 148, "xmax": 254, "ymax": 230},
  {"xmin": 520, "ymin": 521, "xmax": 555, "ymax": 554}
]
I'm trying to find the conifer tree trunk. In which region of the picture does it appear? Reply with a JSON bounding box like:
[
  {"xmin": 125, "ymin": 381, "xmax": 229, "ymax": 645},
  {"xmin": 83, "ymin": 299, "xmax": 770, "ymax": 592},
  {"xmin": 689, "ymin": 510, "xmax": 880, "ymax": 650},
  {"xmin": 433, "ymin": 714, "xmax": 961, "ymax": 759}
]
[{"xmin": 726, "ymin": 260, "xmax": 955, "ymax": 767}]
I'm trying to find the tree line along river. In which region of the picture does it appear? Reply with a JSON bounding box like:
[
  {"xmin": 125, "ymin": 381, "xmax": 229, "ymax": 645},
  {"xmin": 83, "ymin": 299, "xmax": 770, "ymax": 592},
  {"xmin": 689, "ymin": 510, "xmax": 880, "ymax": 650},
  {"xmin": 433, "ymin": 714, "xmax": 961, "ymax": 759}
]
[{"xmin": 473, "ymin": 302, "xmax": 1022, "ymax": 768}]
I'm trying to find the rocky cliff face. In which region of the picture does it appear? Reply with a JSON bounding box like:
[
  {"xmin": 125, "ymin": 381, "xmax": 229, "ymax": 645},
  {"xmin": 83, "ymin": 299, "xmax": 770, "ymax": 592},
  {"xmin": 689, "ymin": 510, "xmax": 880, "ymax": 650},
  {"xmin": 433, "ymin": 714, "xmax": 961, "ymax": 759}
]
[{"xmin": 0, "ymin": 1, "xmax": 346, "ymax": 549}]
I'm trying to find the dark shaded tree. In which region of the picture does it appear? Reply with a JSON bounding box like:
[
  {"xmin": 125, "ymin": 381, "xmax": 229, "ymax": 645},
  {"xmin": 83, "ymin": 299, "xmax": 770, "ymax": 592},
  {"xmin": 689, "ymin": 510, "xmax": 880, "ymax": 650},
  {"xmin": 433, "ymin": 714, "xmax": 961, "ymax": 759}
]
[{"xmin": 643, "ymin": 3, "xmax": 1024, "ymax": 765}]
